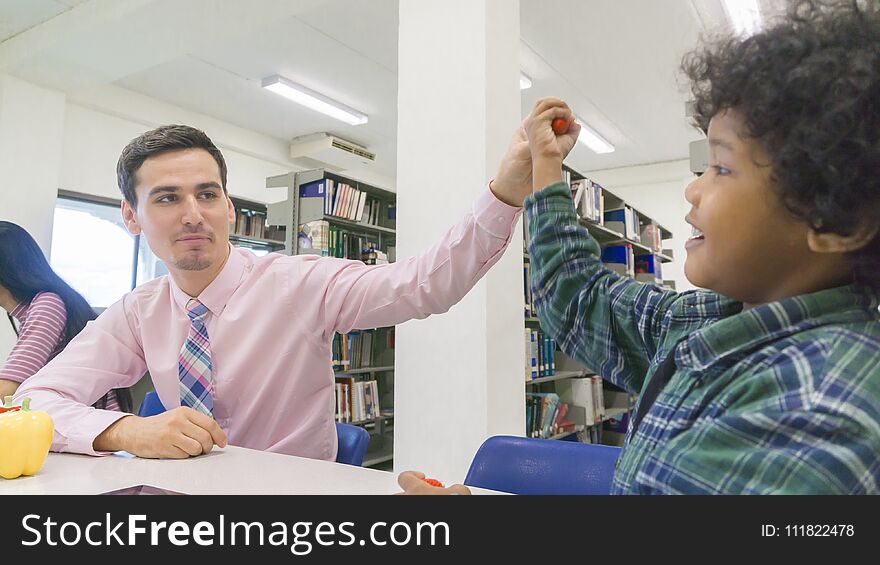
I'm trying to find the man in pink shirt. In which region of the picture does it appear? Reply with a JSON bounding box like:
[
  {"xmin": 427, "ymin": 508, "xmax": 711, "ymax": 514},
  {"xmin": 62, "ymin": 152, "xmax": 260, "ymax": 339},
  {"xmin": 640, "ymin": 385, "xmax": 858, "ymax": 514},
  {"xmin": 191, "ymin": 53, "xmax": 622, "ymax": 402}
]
[{"xmin": 15, "ymin": 123, "xmax": 529, "ymax": 461}]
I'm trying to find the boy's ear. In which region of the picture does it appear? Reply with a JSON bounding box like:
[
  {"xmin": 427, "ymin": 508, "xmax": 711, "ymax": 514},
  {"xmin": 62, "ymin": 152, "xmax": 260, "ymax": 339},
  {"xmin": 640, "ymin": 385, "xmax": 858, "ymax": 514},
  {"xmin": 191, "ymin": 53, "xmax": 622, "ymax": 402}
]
[{"xmin": 807, "ymin": 218, "xmax": 880, "ymax": 254}]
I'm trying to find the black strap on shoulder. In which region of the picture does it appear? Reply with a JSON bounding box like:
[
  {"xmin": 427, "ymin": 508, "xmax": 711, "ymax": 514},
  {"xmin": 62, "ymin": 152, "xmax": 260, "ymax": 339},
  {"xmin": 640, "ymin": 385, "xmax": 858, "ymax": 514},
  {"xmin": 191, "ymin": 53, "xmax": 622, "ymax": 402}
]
[
  {"xmin": 7, "ymin": 312, "xmax": 18, "ymax": 337},
  {"xmin": 630, "ymin": 345, "xmax": 678, "ymax": 438}
]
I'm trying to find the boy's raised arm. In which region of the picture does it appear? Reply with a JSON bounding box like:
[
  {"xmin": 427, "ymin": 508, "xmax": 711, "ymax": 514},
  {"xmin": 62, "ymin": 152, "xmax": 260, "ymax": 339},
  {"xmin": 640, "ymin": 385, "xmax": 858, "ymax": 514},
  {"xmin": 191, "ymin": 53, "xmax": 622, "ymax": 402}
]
[{"xmin": 523, "ymin": 98, "xmax": 679, "ymax": 394}]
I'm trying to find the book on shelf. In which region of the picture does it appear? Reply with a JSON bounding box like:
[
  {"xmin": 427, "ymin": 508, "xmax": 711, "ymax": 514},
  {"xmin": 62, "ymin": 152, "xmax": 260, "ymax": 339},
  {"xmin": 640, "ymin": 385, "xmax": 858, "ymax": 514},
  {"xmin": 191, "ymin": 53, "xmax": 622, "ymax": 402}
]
[
  {"xmin": 635, "ymin": 254, "xmax": 663, "ymax": 284},
  {"xmin": 332, "ymin": 333, "xmax": 351, "ymax": 370},
  {"xmin": 604, "ymin": 206, "xmax": 640, "ymax": 241},
  {"xmin": 335, "ymin": 376, "xmax": 353, "ymax": 422},
  {"xmin": 570, "ymin": 178, "xmax": 605, "ymax": 224},
  {"xmin": 603, "ymin": 410, "xmax": 629, "ymax": 434},
  {"xmin": 334, "ymin": 376, "xmax": 380, "ymax": 423},
  {"xmin": 524, "ymin": 328, "xmax": 556, "ymax": 381},
  {"xmin": 551, "ymin": 402, "xmax": 577, "ymax": 436},
  {"xmin": 362, "ymin": 245, "xmax": 388, "ymax": 265},
  {"xmin": 232, "ymin": 207, "xmax": 268, "ymax": 239},
  {"xmin": 297, "ymin": 220, "xmax": 330, "ymax": 256},
  {"xmin": 587, "ymin": 425, "xmax": 604, "ymax": 444},
  {"xmin": 299, "ymin": 177, "xmax": 390, "ymax": 228},
  {"xmin": 640, "ymin": 222, "xmax": 663, "ymax": 252},
  {"xmin": 326, "ymin": 226, "xmax": 387, "ymax": 263},
  {"xmin": 523, "ymin": 262, "xmax": 535, "ymax": 317},
  {"xmin": 525, "ymin": 392, "xmax": 563, "ymax": 439},
  {"xmin": 601, "ymin": 244, "xmax": 635, "ymax": 278},
  {"xmin": 556, "ymin": 376, "xmax": 605, "ymax": 426},
  {"xmin": 333, "ymin": 330, "xmax": 384, "ymax": 371},
  {"xmin": 563, "ymin": 168, "xmax": 572, "ymax": 186}
]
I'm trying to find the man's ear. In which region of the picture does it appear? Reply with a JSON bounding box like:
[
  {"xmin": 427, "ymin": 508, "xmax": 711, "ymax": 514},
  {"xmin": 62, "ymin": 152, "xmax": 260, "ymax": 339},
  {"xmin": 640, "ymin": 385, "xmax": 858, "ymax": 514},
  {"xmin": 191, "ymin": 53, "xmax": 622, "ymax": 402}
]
[
  {"xmin": 807, "ymin": 218, "xmax": 880, "ymax": 254},
  {"xmin": 226, "ymin": 194, "xmax": 235, "ymax": 225},
  {"xmin": 121, "ymin": 200, "xmax": 142, "ymax": 235}
]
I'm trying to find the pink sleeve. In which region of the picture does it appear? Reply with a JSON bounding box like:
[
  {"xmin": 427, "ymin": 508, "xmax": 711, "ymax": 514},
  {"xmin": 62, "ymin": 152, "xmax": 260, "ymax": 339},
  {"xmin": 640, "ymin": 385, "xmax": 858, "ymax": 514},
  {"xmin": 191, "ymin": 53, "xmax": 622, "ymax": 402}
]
[
  {"xmin": 299, "ymin": 187, "xmax": 522, "ymax": 339},
  {"xmin": 0, "ymin": 292, "xmax": 67, "ymax": 384}
]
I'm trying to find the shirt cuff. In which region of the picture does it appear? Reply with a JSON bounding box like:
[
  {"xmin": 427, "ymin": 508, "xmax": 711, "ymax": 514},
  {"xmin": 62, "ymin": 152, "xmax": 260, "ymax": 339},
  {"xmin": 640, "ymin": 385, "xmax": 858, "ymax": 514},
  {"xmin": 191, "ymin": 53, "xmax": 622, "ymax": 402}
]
[
  {"xmin": 66, "ymin": 409, "xmax": 132, "ymax": 456},
  {"xmin": 523, "ymin": 181, "xmax": 574, "ymax": 219},
  {"xmin": 473, "ymin": 184, "xmax": 523, "ymax": 239}
]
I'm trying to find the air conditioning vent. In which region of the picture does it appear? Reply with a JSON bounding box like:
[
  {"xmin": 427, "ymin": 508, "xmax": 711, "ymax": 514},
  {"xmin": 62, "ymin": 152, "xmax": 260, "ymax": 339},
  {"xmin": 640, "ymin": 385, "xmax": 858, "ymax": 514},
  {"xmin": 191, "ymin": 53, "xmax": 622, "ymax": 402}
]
[{"xmin": 290, "ymin": 132, "xmax": 375, "ymax": 170}]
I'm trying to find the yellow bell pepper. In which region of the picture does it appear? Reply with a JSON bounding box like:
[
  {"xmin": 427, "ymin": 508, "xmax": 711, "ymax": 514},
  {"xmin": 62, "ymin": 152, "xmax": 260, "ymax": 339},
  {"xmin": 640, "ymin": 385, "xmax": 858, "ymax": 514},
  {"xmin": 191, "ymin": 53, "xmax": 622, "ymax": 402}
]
[{"xmin": 0, "ymin": 397, "xmax": 54, "ymax": 480}]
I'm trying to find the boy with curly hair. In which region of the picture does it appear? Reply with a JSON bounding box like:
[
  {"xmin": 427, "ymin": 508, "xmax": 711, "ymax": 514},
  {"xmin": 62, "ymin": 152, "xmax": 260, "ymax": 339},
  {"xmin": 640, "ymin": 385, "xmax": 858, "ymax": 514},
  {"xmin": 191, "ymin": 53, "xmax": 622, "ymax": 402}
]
[{"xmin": 400, "ymin": 0, "xmax": 879, "ymax": 494}]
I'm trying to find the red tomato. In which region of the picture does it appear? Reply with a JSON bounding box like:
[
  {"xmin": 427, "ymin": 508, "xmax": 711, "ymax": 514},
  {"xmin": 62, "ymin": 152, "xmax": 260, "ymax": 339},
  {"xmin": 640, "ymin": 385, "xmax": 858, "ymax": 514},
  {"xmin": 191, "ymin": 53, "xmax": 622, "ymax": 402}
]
[
  {"xmin": 551, "ymin": 117, "xmax": 569, "ymax": 134},
  {"xmin": 423, "ymin": 478, "xmax": 444, "ymax": 488}
]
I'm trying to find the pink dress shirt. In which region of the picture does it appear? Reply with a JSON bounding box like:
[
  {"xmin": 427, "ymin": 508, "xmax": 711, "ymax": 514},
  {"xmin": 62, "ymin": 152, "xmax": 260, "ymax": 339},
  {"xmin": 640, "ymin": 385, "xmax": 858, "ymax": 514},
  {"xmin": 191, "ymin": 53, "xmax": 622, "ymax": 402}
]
[{"xmin": 15, "ymin": 187, "xmax": 521, "ymax": 460}]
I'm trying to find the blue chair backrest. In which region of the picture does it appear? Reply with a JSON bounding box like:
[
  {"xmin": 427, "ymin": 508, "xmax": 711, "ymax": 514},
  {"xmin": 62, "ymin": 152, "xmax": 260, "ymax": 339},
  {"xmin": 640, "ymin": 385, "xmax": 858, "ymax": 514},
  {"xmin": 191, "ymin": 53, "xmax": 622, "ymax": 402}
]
[
  {"xmin": 464, "ymin": 435, "xmax": 622, "ymax": 495},
  {"xmin": 138, "ymin": 390, "xmax": 166, "ymax": 417},
  {"xmin": 138, "ymin": 392, "xmax": 370, "ymax": 466},
  {"xmin": 335, "ymin": 422, "xmax": 370, "ymax": 467}
]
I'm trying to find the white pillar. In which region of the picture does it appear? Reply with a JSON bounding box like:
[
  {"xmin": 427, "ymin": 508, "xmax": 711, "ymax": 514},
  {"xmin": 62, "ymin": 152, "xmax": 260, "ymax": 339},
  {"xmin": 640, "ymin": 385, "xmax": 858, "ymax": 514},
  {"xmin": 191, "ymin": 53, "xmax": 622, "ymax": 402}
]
[
  {"xmin": 395, "ymin": 0, "xmax": 523, "ymax": 483},
  {"xmin": 0, "ymin": 75, "xmax": 66, "ymax": 361}
]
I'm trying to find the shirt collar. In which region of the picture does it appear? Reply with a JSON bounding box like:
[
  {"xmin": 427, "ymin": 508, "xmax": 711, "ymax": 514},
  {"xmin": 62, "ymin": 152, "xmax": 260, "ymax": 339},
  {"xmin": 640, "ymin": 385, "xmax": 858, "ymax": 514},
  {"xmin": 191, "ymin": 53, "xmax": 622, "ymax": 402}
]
[
  {"xmin": 169, "ymin": 245, "xmax": 248, "ymax": 317},
  {"xmin": 682, "ymin": 284, "xmax": 880, "ymax": 369}
]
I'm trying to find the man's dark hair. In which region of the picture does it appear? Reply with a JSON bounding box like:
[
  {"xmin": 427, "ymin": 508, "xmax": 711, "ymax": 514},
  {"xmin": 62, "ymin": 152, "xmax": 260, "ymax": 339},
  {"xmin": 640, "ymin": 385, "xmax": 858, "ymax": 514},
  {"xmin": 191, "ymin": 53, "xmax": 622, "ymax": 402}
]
[
  {"xmin": 116, "ymin": 124, "xmax": 228, "ymax": 207},
  {"xmin": 683, "ymin": 0, "xmax": 880, "ymax": 288}
]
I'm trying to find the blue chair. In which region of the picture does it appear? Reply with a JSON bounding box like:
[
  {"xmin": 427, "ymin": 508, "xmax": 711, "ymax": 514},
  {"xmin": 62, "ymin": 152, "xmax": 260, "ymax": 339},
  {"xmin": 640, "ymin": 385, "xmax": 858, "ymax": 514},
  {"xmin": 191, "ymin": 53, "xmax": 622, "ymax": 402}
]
[
  {"xmin": 334, "ymin": 422, "xmax": 371, "ymax": 466},
  {"xmin": 137, "ymin": 390, "xmax": 166, "ymax": 417},
  {"xmin": 463, "ymin": 435, "xmax": 622, "ymax": 495},
  {"xmin": 136, "ymin": 391, "xmax": 370, "ymax": 466}
]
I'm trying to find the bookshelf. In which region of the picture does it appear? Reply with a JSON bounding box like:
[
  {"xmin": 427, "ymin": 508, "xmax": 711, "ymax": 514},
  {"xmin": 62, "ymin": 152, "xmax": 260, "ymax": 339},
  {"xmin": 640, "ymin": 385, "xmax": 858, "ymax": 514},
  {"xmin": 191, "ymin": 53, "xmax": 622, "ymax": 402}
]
[
  {"xmin": 228, "ymin": 196, "xmax": 286, "ymax": 254},
  {"xmin": 266, "ymin": 169, "xmax": 397, "ymax": 469},
  {"xmin": 523, "ymin": 164, "xmax": 674, "ymax": 447}
]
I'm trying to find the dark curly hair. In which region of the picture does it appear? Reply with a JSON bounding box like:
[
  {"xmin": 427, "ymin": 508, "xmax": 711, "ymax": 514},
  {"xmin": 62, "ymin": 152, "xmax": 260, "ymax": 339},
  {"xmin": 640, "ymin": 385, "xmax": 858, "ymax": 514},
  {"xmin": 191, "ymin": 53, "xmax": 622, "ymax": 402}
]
[{"xmin": 683, "ymin": 0, "xmax": 880, "ymax": 289}]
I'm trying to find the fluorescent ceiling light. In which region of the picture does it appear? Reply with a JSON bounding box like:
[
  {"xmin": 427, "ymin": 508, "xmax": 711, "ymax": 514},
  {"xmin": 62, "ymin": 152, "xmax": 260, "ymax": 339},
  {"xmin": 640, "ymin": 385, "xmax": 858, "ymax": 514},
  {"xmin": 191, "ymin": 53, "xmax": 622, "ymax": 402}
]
[
  {"xmin": 519, "ymin": 72, "xmax": 533, "ymax": 90},
  {"xmin": 721, "ymin": 0, "xmax": 762, "ymax": 36},
  {"xmin": 262, "ymin": 75, "xmax": 368, "ymax": 126},
  {"xmin": 575, "ymin": 118, "xmax": 615, "ymax": 154}
]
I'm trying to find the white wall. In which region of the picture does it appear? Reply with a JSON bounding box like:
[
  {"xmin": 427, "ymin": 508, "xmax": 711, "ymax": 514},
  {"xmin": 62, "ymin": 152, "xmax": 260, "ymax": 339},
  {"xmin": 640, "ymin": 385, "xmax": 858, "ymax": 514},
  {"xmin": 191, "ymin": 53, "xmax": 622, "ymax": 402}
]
[
  {"xmin": 61, "ymin": 85, "xmax": 298, "ymax": 204},
  {"xmin": 586, "ymin": 159, "xmax": 697, "ymax": 293},
  {"xmin": 395, "ymin": 0, "xmax": 524, "ymax": 482},
  {"xmin": 0, "ymin": 75, "xmax": 66, "ymax": 362}
]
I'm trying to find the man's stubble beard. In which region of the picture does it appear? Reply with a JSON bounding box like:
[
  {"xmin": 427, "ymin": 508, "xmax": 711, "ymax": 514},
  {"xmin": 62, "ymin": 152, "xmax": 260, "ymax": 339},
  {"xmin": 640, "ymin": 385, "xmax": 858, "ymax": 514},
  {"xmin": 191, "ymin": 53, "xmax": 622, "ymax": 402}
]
[{"xmin": 173, "ymin": 254, "xmax": 212, "ymax": 271}]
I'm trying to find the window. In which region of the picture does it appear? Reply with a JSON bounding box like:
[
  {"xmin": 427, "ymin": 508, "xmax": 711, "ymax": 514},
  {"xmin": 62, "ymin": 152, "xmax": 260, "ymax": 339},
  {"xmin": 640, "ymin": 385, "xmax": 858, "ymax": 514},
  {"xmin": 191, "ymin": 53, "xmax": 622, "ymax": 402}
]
[
  {"xmin": 51, "ymin": 193, "xmax": 167, "ymax": 308},
  {"xmin": 51, "ymin": 192, "xmax": 277, "ymax": 308},
  {"xmin": 51, "ymin": 196, "xmax": 137, "ymax": 308}
]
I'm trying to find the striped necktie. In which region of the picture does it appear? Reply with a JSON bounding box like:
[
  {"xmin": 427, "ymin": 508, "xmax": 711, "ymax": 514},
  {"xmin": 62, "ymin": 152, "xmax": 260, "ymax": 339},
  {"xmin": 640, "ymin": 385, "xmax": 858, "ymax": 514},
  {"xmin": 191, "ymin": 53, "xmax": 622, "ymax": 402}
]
[{"xmin": 178, "ymin": 298, "xmax": 214, "ymax": 416}]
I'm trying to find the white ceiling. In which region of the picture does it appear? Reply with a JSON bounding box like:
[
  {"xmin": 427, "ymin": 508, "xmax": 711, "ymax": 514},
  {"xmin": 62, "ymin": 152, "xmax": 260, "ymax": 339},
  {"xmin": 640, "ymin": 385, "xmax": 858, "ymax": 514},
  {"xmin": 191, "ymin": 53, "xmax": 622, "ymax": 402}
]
[{"xmin": 0, "ymin": 0, "xmax": 788, "ymax": 181}]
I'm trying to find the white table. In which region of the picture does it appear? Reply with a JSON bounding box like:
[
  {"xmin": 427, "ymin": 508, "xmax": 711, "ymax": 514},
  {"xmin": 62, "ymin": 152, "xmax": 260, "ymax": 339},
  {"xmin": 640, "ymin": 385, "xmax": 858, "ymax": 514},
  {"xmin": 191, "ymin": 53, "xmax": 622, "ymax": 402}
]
[{"xmin": 0, "ymin": 445, "xmax": 500, "ymax": 495}]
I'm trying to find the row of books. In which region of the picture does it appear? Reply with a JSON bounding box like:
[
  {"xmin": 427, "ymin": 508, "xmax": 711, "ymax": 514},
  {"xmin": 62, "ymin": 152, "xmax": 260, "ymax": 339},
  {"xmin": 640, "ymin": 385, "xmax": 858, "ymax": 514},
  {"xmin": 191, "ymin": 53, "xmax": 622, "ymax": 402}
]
[
  {"xmin": 298, "ymin": 220, "xmax": 391, "ymax": 263},
  {"xmin": 568, "ymin": 176, "xmax": 665, "ymax": 252},
  {"xmin": 525, "ymin": 393, "xmax": 577, "ymax": 439},
  {"xmin": 331, "ymin": 329, "xmax": 395, "ymax": 371},
  {"xmin": 604, "ymin": 206, "xmax": 642, "ymax": 242},
  {"xmin": 334, "ymin": 377, "xmax": 380, "ymax": 423},
  {"xmin": 300, "ymin": 178, "xmax": 387, "ymax": 226},
  {"xmin": 571, "ymin": 178, "xmax": 605, "ymax": 223},
  {"xmin": 524, "ymin": 329, "xmax": 557, "ymax": 381},
  {"xmin": 601, "ymin": 245, "xmax": 663, "ymax": 283},
  {"xmin": 232, "ymin": 208, "xmax": 268, "ymax": 239},
  {"xmin": 556, "ymin": 376, "xmax": 606, "ymax": 426},
  {"xmin": 523, "ymin": 262, "xmax": 535, "ymax": 318}
]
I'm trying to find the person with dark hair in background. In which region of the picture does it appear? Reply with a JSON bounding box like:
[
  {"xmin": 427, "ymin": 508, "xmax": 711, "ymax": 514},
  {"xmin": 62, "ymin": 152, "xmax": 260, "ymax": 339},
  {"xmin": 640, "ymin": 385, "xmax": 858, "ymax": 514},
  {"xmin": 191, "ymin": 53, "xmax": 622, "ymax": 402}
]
[
  {"xmin": 0, "ymin": 222, "xmax": 132, "ymax": 412},
  {"xmin": 402, "ymin": 0, "xmax": 880, "ymax": 494}
]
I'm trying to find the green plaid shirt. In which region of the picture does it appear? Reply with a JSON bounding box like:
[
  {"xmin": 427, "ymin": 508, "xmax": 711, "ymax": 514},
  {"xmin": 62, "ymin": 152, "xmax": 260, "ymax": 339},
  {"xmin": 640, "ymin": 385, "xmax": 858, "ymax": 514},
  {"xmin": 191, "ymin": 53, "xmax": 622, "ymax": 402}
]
[{"xmin": 525, "ymin": 182, "xmax": 880, "ymax": 494}]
